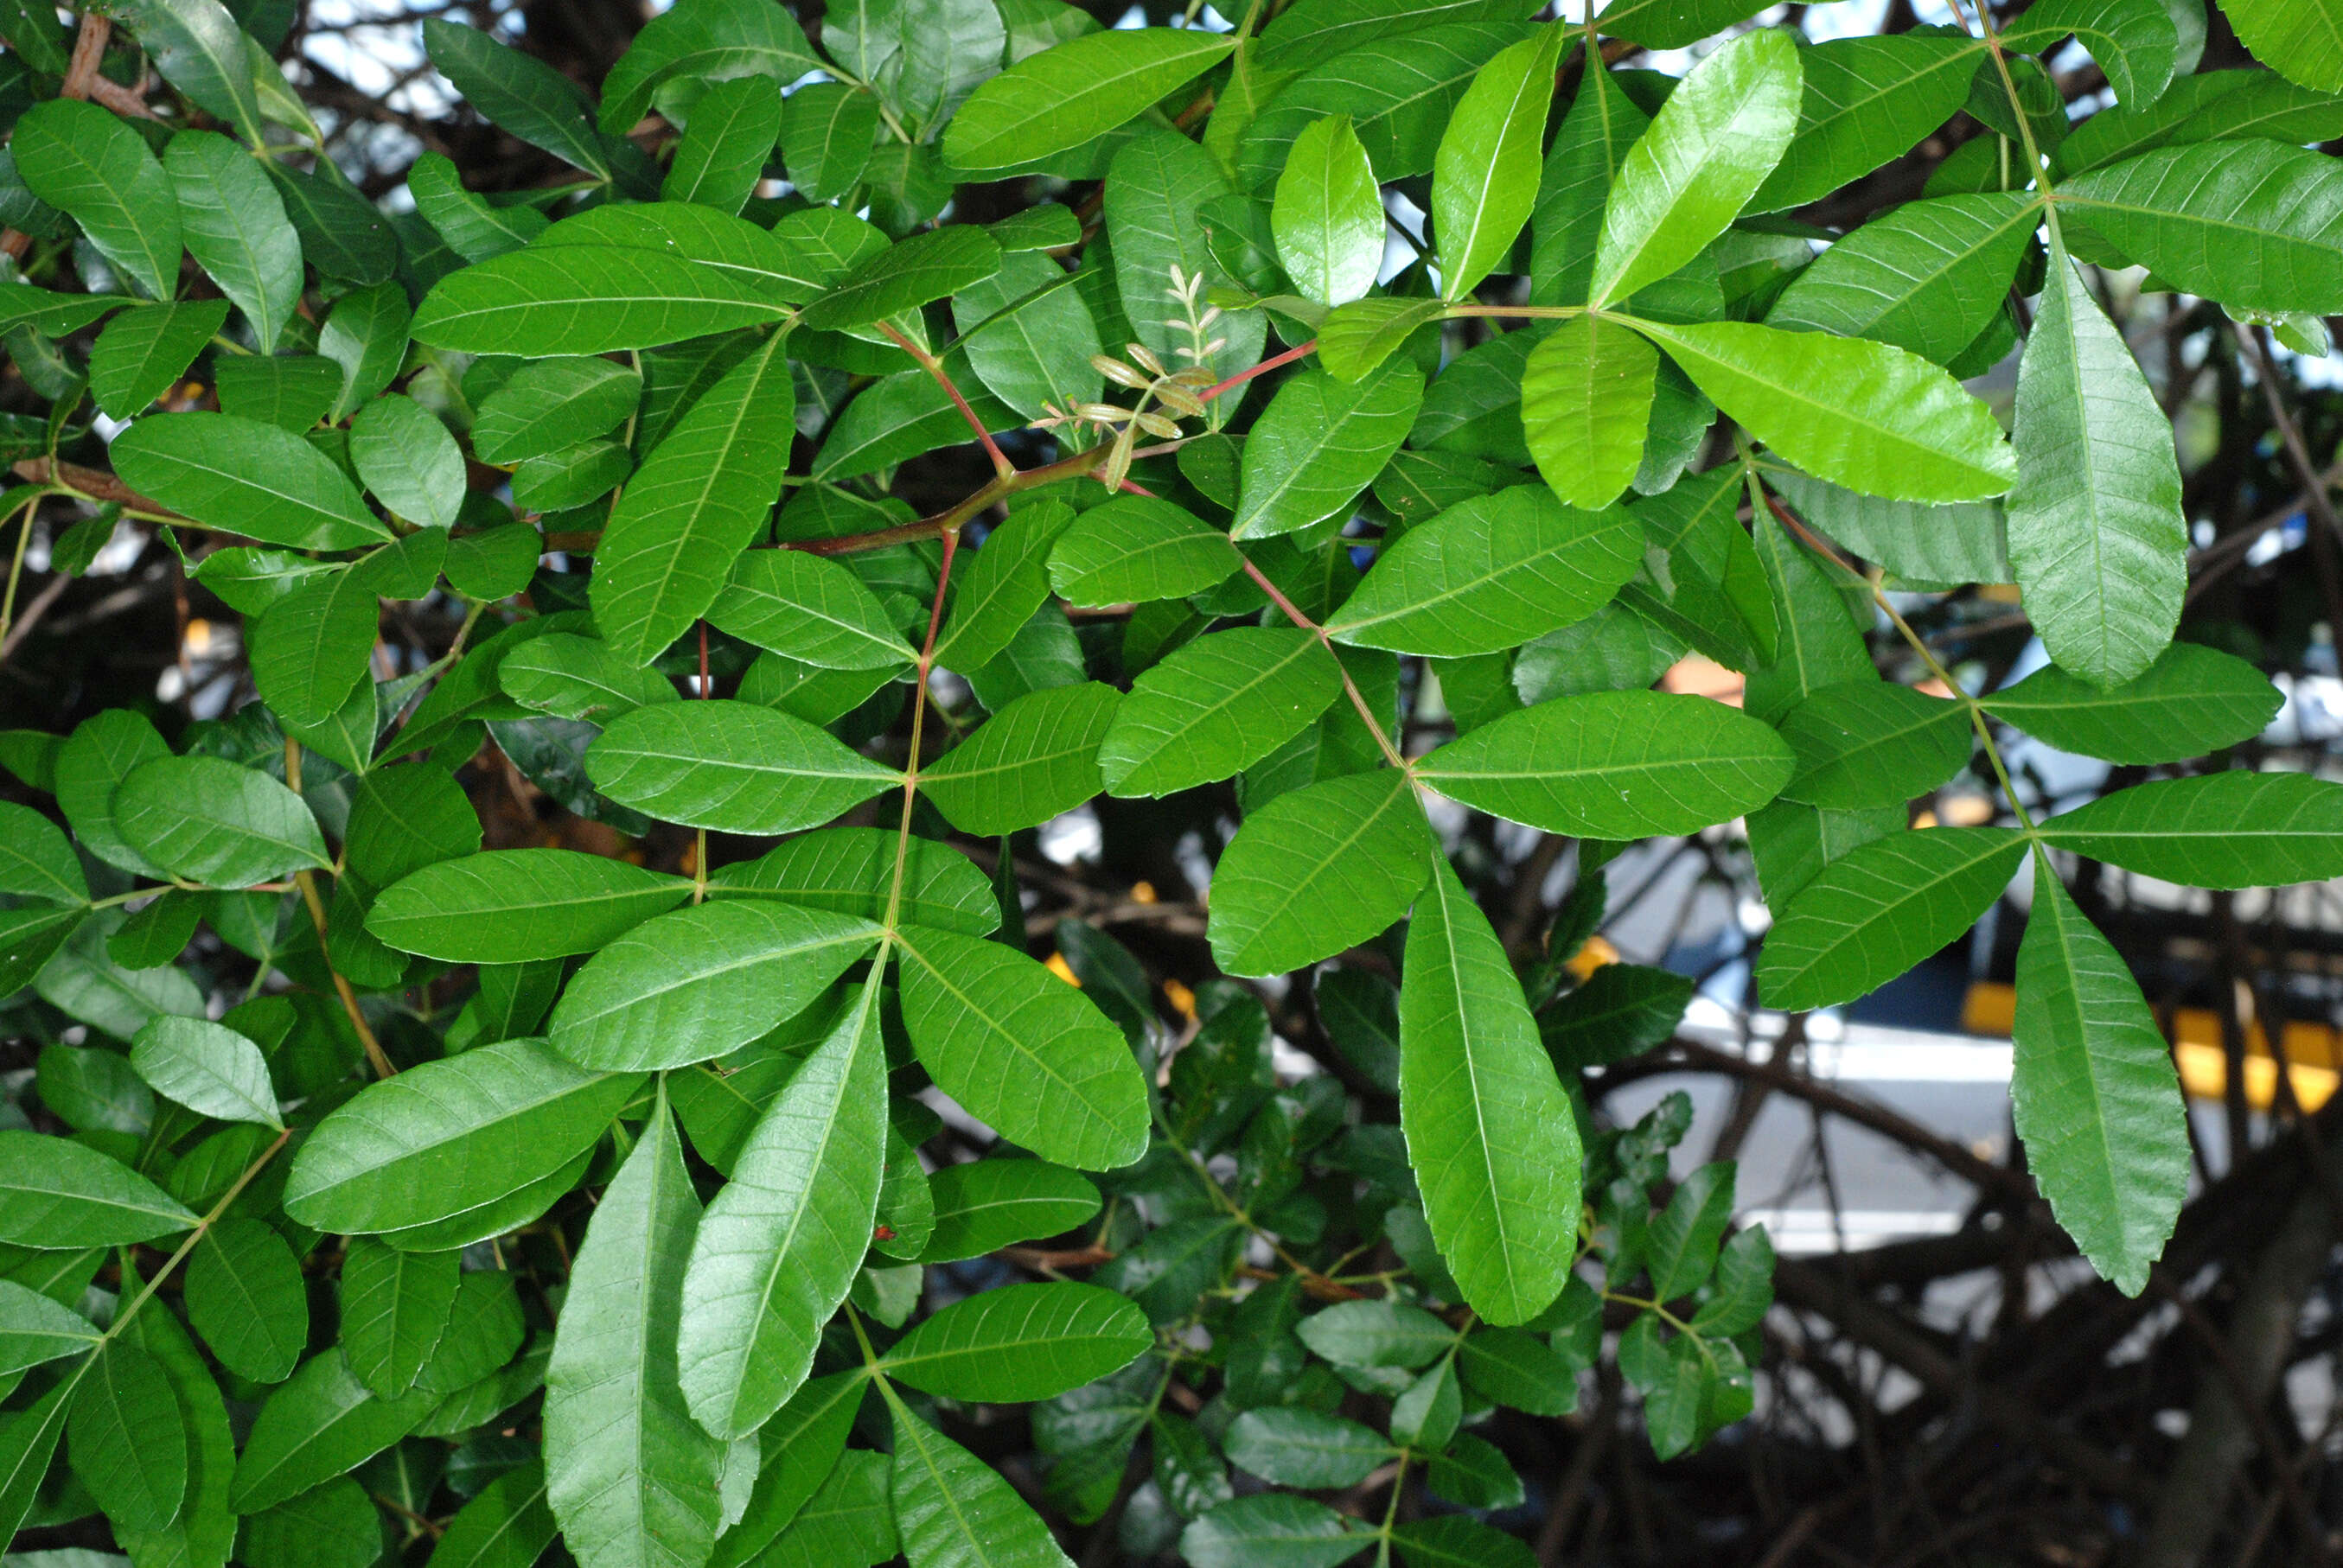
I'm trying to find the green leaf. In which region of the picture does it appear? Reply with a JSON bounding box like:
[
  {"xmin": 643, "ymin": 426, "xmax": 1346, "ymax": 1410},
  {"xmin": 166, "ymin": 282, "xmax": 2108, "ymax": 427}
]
[
  {"xmin": 705, "ymin": 1370, "xmax": 865, "ymax": 1568},
  {"xmin": 663, "ymin": 74, "xmax": 782, "ymax": 214},
  {"xmin": 600, "ymin": 0, "xmax": 821, "ymax": 136},
  {"xmin": 935, "ymin": 501, "xmax": 1077, "ymax": 671},
  {"xmin": 2007, "ymin": 243, "xmax": 2185, "ymax": 688},
  {"xmin": 922, "ymin": 681, "xmax": 1119, "ymax": 836},
  {"xmin": 882, "ymin": 1281, "xmax": 1149, "ymax": 1401},
  {"xmin": 115, "ymin": 755, "xmax": 330, "ymax": 886},
  {"xmin": 2198, "ymin": 0, "xmax": 2343, "ymax": 93},
  {"xmin": 1456, "ymin": 1326, "xmax": 1577, "ymax": 1416},
  {"xmin": 2000, "ymin": 0, "xmax": 2177, "ymax": 103},
  {"xmin": 545, "ymin": 1101, "xmax": 726, "ymax": 1568},
  {"xmin": 1777, "ymin": 680, "xmax": 1970, "ymax": 808},
  {"xmin": 2062, "ymin": 140, "xmax": 2343, "ymax": 316},
  {"xmin": 1181, "ymin": 1495, "xmax": 1359, "ymax": 1568},
  {"xmin": 708, "ymin": 550, "xmax": 913, "ymax": 672},
  {"xmin": 1317, "ymin": 296, "xmax": 1446, "ymax": 382},
  {"xmin": 1326, "ymin": 487, "xmax": 1643, "ymax": 656},
  {"xmin": 1230, "ymin": 357, "xmax": 1422, "ymax": 541},
  {"xmin": 801, "ymin": 226, "xmax": 1002, "ymax": 333},
  {"xmin": 1239, "ymin": 21, "xmax": 1535, "ymax": 191},
  {"xmin": 707, "ymin": 826, "xmax": 998, "ymax": 937},
  {"xmin": 247, "ymin": 562, "xmax": 382, "ymax": 728},
  {"xmin": 68, "ymin": 1338, "xmax": 187, "ymax": 1530},
  {"xmin": 474, "ymin": 358, "xmax": 643, "ymax": 465},
  {"xmin": 1106, "ymin": 131, "xmax": 1267, "ymax": 387},
  {"xmin": 2033, "ymin": 770, "xmax": 2343, "ymax": 888},
  {"xmin": 896, "ymin": 925, "xmax": 1150, "ymax": 1170},
  {"xmin": 0, "ymin": 800, "xmax": 85, "ymax": 903},
  {"xmin": 229, "ymin": 1350, "xmax": 435, "ymax": 1514},
  {"xmin": 1765, "ymin": 467, "xmax": 2010, "ymax": 587},
  {"xmin": 678, "ymin": 975, "xmax": 885, "ymax": 1439},
  {"xmin": 130, "ymin": 1017, "xmax": 284, "ymax": 1129},
  {"xmin": 591, "ymin": 332, "xmax": 795, "ymax": 666},
  {"xmin": 1590, "ymin": 29, "xmax": 1801, "ymax": 307},
  {"xmin": 433, "ymin": 1464, "xmax": 559, "ymax": 1568},
  {"xmin": 90, "ymin": 300, "xmax": 231, "ymax": 419},
  {"xmin": 320, "ymin": 279, "xmax": 414, "ymax": 419},
  {"xmin": 1296, "ymin": 1297, "xmax": 1454, "ymax": 1368},
  {"xmin": 1433, "ymin": 28, "xmax": 1564, "ymax": 300},
  {"xmin": 112, "ymin": 412, "xmax": 393, "ymax": 551},
  {"xmin": 0, "ymin": 1380, "xmax": 73, "ymax": 1546},
  {"xmin": 284, "ymin": 1037, "xmax": 642, "ymax": 1238},
  {"xmin": 781, "ymin": 82, "xmax": 881, "ymax": 204},
  {"xmin": 887, "ymin": 1389, "xmax": 1076, "ymax": 1567},
  {"xmin": 1273, "ymin": 114, "xmax": 1386, "ymax": 307},
  {"xmin": 1417, "ymin": 689, "xmax": 1793, "ymax": 838},
  {"xmin": 1209, "ymin": 768, "xmax": 1433, "ymax": 977},
  {"xmin": 1689, "ymin": 1225, "xmax": 1774, "ymax": 1335},
  {"xmin": 1520, "ymin": 315, "xmax": 1659, "ymax": 510},
  {"xmin": 214, "ymin": 354, "xmax": 345, "ymax": 433},
  {"xmin": 267, "ymin": 162, "xmax": 398, "ymax": 286},
  {"xmin": 351, "ymin": 396, "xmax": 465, "ymax": 531},
  {"xmin": 1628, "ymin": 318, "xmax": 2016, "ymax": 502},
  {"xmin": 587, "ymin": 699, "xmax": 902, "ymax": 835},
  {"xmin": 1982, "ymin": 642, "xmax": 2281, "ymax": 762},
  {"xmin": 339, "ymin": 1239, "xmax": 460, "ymax": 1399},
  {"xmin": 2013, "ymin": 862, "xmax": 2188, "ymax": 1297},
  {"xmin": 346, "ymin": 763, "xmax": 484, "ymax": 891},
  {"xmin": 952, "ymin": 247, "xmax": 1106, "ymax": 422},
  {"xmin": 1391, "ymin": 1517, "xmax": 1537, "ymax": 1568},
  {"xmin": 943, "ymin": 27, "xmax": 1235, "ymax": 174},
  {"xmin": 1538, "ymin": 962, "xmax": 1695, "ymax": 1070},
  {"xmin": 411, "ymin": 245, "xmax": 789, "ymax": 356},
  {"xmin": 758, "ymin": 1450, "xmax": 896, "ymax": 1568},
  {"xmin": 12, "ymin": 99, "xmax": 182, "ymax": 300},
  {"xmin": 409, "ymin": 150, "xmax": 547, "ymax": 262},
  {"xmin": 916, "ymin": 1159, "xmax": 1101, "ymax": 1265},
  {"xmin": 1259, "ymin": 0, "xmax": 1538, "ymax": 71},
  {"xmin": 1765, "ymin": 190, "xmax": 2040, "ymax": 366},
  {"xmin": 0, "ymin": 1129, "xmax": 198, "ymax": 1244},
  {"xmin": 1098, "ymin": 628, "xmax": 1344, "ymax": 797},
  {"xmin": 369, "ymin": 850, "xmax": 693, "ymax": 963},
  {"xmin": 548, "ymin": 900, "xmax": 882, "ymax": 1073},
  {"xmin": 1757, "ymin": 826, "xmax": 2027, "ymax": 1010},
  {"xmin": 423, "ymin": 19, "xmax": 611, "ymax": 180},
  {"xmin": 1048, "ymin": 495, "xmax": 1240, "ymax": 608},
  {"xmin": 1750, "ymin": 32, "xmax": 1981, "ymax": 214},
  {"xmin": 1645, "ymin": 1161, "xmax": 1734, "ymax": 1300},
  {"xmin": 185, "ymin": 1217, "xmax": 308, "ymax": 1384},
  {"xmin": 0, "ymin": 1278, "xmax": 98, "ymax": 1375},
  {"xmin": 1223, "ymin": 1408, "xmax": 1388, "ymax": 1488},
  {"xmin": 1401, "ymin": 856, "xmax": 1580, "ymax": 1324},
  {"xmin": 114, "ymin": 0, "xmax": 268, "ymax": 143}
]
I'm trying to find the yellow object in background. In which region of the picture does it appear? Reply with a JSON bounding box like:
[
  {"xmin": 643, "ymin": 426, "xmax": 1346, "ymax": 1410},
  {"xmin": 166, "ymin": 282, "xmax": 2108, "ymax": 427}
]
[{"xmin": 1963, "ymin": 981, "xmax": 2340, "ymax": 1111}]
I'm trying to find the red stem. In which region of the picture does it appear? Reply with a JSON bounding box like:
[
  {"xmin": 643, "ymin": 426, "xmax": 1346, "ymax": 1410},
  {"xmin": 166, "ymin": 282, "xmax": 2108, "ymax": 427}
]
[
  {"xmin": 1203, "ymin": 338, "xmax": 1318, "ymax": 404},
  {"xmin": 880, "ymin": 320, "xmax": 1016, "ymax": 480}
]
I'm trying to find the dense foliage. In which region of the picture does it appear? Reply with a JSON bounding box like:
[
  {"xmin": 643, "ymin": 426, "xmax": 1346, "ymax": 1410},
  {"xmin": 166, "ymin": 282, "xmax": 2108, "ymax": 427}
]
[{"xmin": 3, "ymin": 0, "xmax": 2343, "ymax": 1563}]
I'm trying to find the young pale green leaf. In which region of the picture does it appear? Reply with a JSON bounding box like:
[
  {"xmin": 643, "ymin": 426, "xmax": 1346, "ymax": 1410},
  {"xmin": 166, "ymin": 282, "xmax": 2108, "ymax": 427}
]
[
  {"xmin": 2061, "ymin": 140, "xmax": 2343, "ymax": 316},
  {"xmin": 351, "ymin": 396, "xmax": 466, "ymax": 531},
  {"xmin": 1999, "ymin": 0, "xmax": 2176, "ymax": 103},
  {"xmin": 1317, "ymin": 296, "xmax": 1447, "ymax": 382},
  {"xmin": 0, "ymin": 1278, "xmax": 97, "ymax": 1375},
  {"xmin": 545, "ymin": 1102, "xmax": 726, "ymax": 1568},
  {"xmin": 474, "ymin": 358, "xmax": 643, "ymax": 465},
  {"xmin": 1208, "ymin": 768, "xmax": 1434, "ymax": 977},
  {"xmin": 592, "ymin": 332, "xmax": 795, "ymax": 667},
  {"xmin": 678, "ymin": 977, "xmax": 886, "ymax": 1439},
  {"xmin": 67, "ymin": 1338, "xmax": 186, "ymax": 1531},
  {"xmin": 2216, "ymin": 0, "xmax": 2343, "ymax": 92},
  {"xmin": 1224, "ymin": 1408, "xmax": 1389, "ymax": 1488},
  {"xmin": 2033, "ymin": 770, "xmax": 2343, "ymax": 888},
  {"xmin": 432, "ymin": 1463, "xmax": 559, "ymax": 1568},
  {"xmin": 339, "ymin": 1239, "xmax": 460, "ymax": 1399},
  {"xmin": 887, "ymin": 1389, "xmax": 1076, "ymax": 1568},
  {"xmin": 1417, "ymin": 689, "xmax": 1794, "ymax": 838},
  {"xmin": 0, "ymin": 800, "xmax": 85, "ymax": 904},
  {"xmin": 896, "ymin": 925, "xmax": 1150, "ymax": 1170},
  {"xmin": 708, "ymin": 551, "xmax": 913, "ymax": 672},
  {"xmin": 547, "ymin": 900, "xmax": 883, "ymax": 1072},
  {"xmin": 916, "ymin": 1160, "xmax": 1102, "ymax": 1265},
  {"xmin": 2007, "ymin": 245, "xmax": 2185, "ymax": 689},
  {"xmin": 587, "ymin": 699, "xmax": 902, "ymax": 835},
  {"xmin": 111, "ymin": 412, "xmax": 393, "ymax": 551},
  {"xmin": 943, "ymin": 27, "xmax": 1235, "ymax": 174},
  {"xmin": 185, "ymin": 1218, "xmax": 308, "ymax": 1385},
  {"xmin": 411, "ymin": 245, "xmax": 789, "ymax": 356},
  {"xmin": 1749, "ymin": 32, "xmax": 1982, "ymax": 214},
  {"xmin": 707, "ymin": 827, "xmax": 998, "ymax": 937},
  {"xmin": 284, "ymin": 1038, "xmax": 642, "ymax": 1238},
  {"xmin": 2013, "ymin": 862, "xmax": 2188, "ymax": 1297},
  {"xmin": 113, "ymin": 755, "xmax": 330, "ymax": 887},
  {"xmin": 90, "ymin": 300, "xmax": 231, "ymax": 419},
  {"xmin": 1983, "ymin": 642, "xmax": 2280, "ymax": 763},
  {"xmin": 369, "ymin": 850, "xmax": 693, "ymax": 962},
  {"xmin": 1401, "ymin": 856, "xmax": 1580, "ymax": 1324},
  {"xmin": 129, "ymin": 1017, "xmax": 283, "ymax": 1129},
  {"xmin": 229, "ymin": 1350, "xmax": 437, "ymax": 1514},
  {"xmin": 922, "ymin": 681, "xmax": 1120, "ymax": 836},
  {"xmin": 1590, "ymin": 29, "xmax": 1801, "ymax": 307},
  {"xmin": 1099, "ymin": 627, "xmax": 1344, "ymax": 797},
  {"xmin": 662, "ymin": 74, "xmax": 781, "ymax": 214},
  {"xmin": 1229, "ymin": 357, "xmax": 1422, "ymax": 541},
  {"xmin": 801, "ymin": 226, "xmax": 1002, "ymax": 333},
  {"xmin": 882, "ymin": 1282, "xmax": 1149, "ymax": 1401},
  {"xmin": 13, "ymin": 99, "xmax": 182, "ymax": 300},
  {"xmin": 1048, "ymin": 495, "xmax": 1240, "ymax": 608},
  {"xmin": 1433, "ymin": 27, "xmax": 1564, "ymax": 300},
  {"xmin": 1765, "ymin": 190, "xmax": 2040, "ymax": 366},
  {"xmin": 1757, "ymin": 826, "xmax": 2027, "ymax": 1010},
  {"xmin": 1521, "ymin": 315, "xmax": 1659, "ymax": 510},
  {"xmin": 1777, "ymin": 680, "xmax": 1971, "ymax": 808},
  {"xmin": 1327, "ymin": 486, "xmax": 1643, "ymax": 656},
  {"xmin": 1273, "ymin": 114, "xmax": 1386, "ymax": 307}
]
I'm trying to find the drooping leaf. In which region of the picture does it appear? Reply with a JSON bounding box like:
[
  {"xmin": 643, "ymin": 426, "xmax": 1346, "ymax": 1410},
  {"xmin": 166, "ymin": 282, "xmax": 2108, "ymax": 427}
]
[
  {"xmin": 1757, "ymin": 826, "xmax": 2027, "ymax": 1010},
  {"xmin": 1209, "ymin": 768, "xmax": 1433, "ymax": 977}
]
